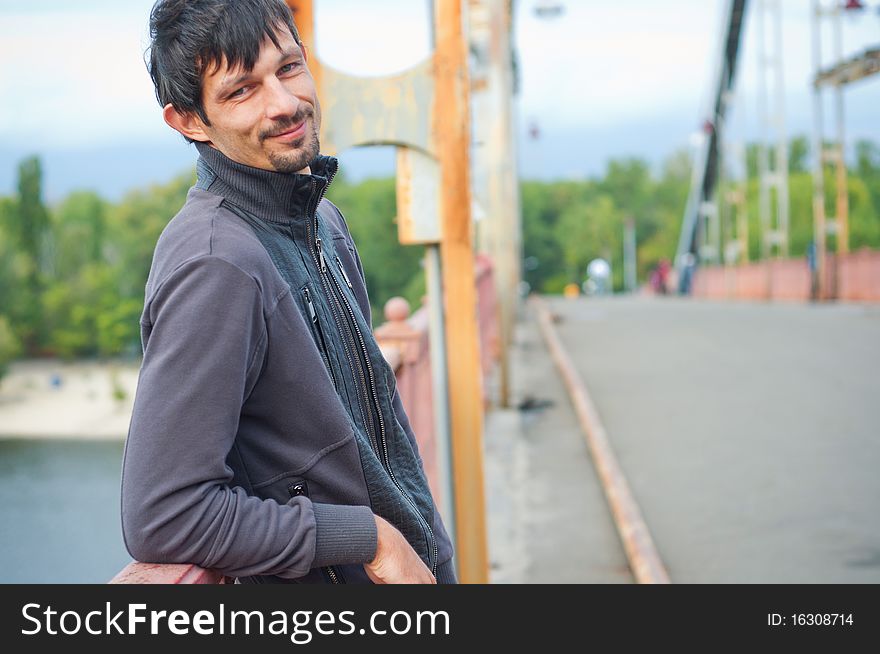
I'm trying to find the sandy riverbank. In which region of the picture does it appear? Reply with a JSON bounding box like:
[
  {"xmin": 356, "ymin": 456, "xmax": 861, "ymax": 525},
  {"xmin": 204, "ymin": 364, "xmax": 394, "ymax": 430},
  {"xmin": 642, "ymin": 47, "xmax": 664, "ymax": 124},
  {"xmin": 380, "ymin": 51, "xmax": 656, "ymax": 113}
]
[{"xmin": 0, "ymin": 359, "xmax": 140, "ymax": 439}]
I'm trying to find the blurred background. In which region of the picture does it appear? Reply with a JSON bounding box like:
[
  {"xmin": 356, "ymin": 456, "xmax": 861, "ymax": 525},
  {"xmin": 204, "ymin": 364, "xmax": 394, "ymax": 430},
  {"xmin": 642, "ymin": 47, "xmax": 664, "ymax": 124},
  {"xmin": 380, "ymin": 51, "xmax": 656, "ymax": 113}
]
[{"xmin": 0, "ymin": 0, "xmax": 878, "ymax": 583}]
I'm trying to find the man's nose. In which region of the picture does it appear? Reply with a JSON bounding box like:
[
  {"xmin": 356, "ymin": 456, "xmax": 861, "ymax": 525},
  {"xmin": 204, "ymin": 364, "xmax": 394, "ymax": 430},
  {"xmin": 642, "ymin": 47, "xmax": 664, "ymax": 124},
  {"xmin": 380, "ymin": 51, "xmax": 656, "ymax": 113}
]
[{"xmin": 263, "ymin": 77, "xmax": 299, "ymax": 120}]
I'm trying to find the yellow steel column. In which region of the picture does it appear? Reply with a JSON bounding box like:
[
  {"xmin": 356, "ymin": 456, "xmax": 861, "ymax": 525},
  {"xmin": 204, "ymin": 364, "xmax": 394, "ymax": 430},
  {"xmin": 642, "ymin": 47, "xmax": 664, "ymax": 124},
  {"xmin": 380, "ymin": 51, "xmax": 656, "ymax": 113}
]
[
  {"xmin": 434, "ymin": 0, "xmax": 489, "ymax": 583},
  {"xmin": 483, "ymin": 0, "xmax": 520, "ymax": 409},
  {"xmin": 286, "ymin": 0, "xmax": 312, "ymax": 45}
]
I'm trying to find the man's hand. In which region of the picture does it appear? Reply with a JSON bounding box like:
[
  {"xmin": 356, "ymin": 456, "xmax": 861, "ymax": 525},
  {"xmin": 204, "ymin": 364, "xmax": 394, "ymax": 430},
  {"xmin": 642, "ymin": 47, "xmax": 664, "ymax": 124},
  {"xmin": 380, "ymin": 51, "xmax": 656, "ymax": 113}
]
[{"xmin": 364, "ymin": 515, "xmax": 436, "ymax": 584}]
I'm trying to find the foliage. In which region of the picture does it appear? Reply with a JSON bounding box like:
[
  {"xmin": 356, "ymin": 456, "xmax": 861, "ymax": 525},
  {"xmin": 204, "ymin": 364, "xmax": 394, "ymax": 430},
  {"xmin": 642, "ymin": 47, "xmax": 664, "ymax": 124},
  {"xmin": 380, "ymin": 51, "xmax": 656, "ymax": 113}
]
[
  {"xmin": 522, "ymin": 135, "xmax": 880, "ymax": 292},
  {"xmin": 521, "ymin": 150, "xmax": 693, "ymax": 292},
  {"xmin": 0, "ymin": 134, "xmax": 877, "ymax": 364},
  {"xmin": 4, "ymin": 157, "xmax": 51, "ymax": 351},
  {"xmin": 0, "ymin": 315, "xmax": 20, "ymax": 382},
  {"xmin": 0, "ymin": 160, "xmax": 192, "ymax": 361}
]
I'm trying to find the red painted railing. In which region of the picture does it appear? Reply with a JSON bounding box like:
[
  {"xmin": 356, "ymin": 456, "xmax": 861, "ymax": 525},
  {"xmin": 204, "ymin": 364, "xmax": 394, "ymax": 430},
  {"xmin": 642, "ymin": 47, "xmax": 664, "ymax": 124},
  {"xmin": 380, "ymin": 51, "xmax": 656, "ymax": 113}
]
[
  {"xmin": 110, "ymin": 563, "xmax": 227, "ymax": 584},
  {"xmin": 111, "ymin": 257, "xmax": 498, "ymax": 583},
  {"xmin": 375, "ymin": 298, "xmax": 438, "ymax": 503},
  {"xmin": 690, "ymin": 248, "xmax": 880, "ymax": 302}
]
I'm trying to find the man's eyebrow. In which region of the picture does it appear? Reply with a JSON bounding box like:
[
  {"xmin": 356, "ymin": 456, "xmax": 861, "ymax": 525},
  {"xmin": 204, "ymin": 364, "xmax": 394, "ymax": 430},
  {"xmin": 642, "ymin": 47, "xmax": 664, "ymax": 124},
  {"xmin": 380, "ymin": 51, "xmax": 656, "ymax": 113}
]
[
  {"xmin": 215, "ymin": 72, "xmax": 254, "ymax": 99},
  {"xmin": 214, "ymin": 48, "xmax": 302, "ymax": 100},
  {"xmin": 277, "ymin": 47, "xmax": 302, "ymax": 64}
]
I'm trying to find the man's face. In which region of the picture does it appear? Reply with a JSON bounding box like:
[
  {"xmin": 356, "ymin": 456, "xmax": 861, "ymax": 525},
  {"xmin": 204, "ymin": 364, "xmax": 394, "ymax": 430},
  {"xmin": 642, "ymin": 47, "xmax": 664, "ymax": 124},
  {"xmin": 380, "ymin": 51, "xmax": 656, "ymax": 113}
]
[{"xmin": 196, "ymin": 27, "xmax": 321, "ymax": 173}]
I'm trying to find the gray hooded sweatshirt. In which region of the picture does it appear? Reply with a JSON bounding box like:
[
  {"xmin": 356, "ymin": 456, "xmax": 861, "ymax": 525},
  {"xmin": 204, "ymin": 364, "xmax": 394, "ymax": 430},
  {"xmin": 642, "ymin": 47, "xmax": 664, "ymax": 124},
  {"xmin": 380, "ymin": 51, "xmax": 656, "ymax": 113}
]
[{"xmin": 120, "ymin": 142, "xmax": 456, "ymax": 584}]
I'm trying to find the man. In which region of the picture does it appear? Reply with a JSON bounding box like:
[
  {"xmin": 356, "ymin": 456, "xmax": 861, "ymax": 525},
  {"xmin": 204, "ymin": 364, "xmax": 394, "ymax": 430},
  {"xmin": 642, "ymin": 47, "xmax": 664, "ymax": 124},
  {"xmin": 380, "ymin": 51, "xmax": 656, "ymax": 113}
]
[{"xmin": 121, "ymin": 0, "xmax": 456, "ymax": 584}]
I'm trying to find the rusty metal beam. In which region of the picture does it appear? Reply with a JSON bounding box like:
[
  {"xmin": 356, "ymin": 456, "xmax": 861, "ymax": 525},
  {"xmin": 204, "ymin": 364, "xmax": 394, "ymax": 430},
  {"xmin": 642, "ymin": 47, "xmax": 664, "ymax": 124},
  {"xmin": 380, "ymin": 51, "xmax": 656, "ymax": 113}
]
[
  {"xmin": 814, "ymin": 47, "xmax": 880, "ymax": 88},
  {"xmin": 469, "ymin": 0, "xmax": 521, "ymax": 409},
  {"xmin": 321, "ymin": 61, "xmax": 436, "ymax": 156},
  {"xmin": 396, "ymin": 148, "xmax": 442, "ymax": 244},
  {"xmin": 434, "ymin": 0, "xmax": 489, "ymax": 584}
]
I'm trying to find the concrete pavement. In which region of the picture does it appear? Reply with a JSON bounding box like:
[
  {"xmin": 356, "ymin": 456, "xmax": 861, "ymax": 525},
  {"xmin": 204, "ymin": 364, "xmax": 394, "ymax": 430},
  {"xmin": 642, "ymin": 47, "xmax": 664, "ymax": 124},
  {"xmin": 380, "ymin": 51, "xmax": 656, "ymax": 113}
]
[
  {"xmin": 484, "ymin": 304, "xmax": 632, "ymax": 583},
  {"xmin": 545, "ymin": 295, "xmax": 880, "ymax": 583}
]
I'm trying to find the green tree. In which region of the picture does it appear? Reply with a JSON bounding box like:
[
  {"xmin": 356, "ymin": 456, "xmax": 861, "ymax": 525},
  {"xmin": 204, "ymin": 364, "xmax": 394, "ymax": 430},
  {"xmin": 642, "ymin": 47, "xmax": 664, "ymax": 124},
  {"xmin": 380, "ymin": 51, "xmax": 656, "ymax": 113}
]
[
  {"xmin": 0, "ymin": 197, "xmax": 19, "ymax": 318},
  {"xmin": 7, "ymin": 156, "xmax": 50, "ymax": 352},
  {"xmin": 848, "ymin": 176, "xmax": 880, "ymax": 250},
  {"xmin": 555, "ymin": 194, "xmax": 621, "ymax": 288},
  {"xmin": 789, "ymin": 135, "xmax": 809, "ymax": 173},
  {"xmin": 0, "ymin": 315, "xmax": 20, "ymax": 383},
  {"xmin": 599, "ymin": 158, "xmax": 652, "ymax": 220},
  {"xmin": 40, "ymin": 261, "xmax": 142, "ymax": 359},
  {"xmin": 855, "ymin": 139, "xmax": 880, "ymax": 216},
  {"xmin": 520, "ymin": 179, "xmax": 602, "ymax": 292},
  {"xmin": 745, "ymin": 135, "xmax": 810, "ymax": 177},
  {"xmin": 49, "ymin": 191, "xmax": 107, "ymax": 280}
]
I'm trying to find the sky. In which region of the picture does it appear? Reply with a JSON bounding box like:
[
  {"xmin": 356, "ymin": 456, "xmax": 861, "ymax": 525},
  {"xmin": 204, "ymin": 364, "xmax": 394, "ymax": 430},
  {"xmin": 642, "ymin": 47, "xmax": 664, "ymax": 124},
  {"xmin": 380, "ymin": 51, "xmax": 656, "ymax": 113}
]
[{"xmin": 0, "ymin": 0, "xmax": 878, "ymax": 201}]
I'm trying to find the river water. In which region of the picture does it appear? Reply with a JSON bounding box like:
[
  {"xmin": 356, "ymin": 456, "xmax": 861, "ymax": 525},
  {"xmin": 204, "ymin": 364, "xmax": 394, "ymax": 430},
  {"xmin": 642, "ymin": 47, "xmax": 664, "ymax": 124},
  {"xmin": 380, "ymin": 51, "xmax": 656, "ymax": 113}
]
[{"xmin": 0, "ymin": 439, "xmax": 132, "ymax": 583}]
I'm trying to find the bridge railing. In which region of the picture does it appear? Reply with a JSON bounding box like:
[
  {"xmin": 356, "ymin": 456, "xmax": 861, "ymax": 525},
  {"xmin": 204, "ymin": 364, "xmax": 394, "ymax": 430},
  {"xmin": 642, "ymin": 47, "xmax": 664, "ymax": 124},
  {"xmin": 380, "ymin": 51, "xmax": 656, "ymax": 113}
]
[
  {"xmin": 111, "ymin": 256, "xmax": 498, "ymax": 583},
  {"xmin": 110, "ymin": 562, "xmax": 228, "ymax": 584},
  {"xmin": 690, "ymin": 249, "xmax": 880, "ymax": 302}
]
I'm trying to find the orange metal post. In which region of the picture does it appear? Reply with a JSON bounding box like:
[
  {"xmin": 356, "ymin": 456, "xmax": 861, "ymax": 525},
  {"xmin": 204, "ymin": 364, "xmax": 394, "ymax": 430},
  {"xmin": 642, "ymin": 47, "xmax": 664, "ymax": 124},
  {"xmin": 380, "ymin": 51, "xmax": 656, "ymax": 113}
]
[
  {"xmin": 286, "ymin": 1, "xmax": 322, "ymax": 115},
  {"xmin": 286, "ymin": 0, "xmax": 312, "ymax": 46},
  {"xmin": 434, "ymin": 0, "xmax": 489, "ymax": 583}
]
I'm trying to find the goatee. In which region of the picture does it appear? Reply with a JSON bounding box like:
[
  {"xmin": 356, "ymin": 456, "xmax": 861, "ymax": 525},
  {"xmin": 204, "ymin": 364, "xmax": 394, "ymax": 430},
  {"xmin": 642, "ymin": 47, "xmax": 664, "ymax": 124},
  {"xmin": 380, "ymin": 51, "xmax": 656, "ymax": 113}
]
[{"xmin": 261, "ymin": 109, "xmax": 320, "ymax": 173}]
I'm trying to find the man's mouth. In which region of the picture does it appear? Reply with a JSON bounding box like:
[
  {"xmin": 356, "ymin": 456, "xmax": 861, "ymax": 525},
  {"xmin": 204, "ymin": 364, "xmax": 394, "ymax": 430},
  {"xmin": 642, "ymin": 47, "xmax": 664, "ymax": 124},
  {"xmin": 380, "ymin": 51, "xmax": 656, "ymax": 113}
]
[{"xmin": 267, "ymin": 120, "xmax": 307, "ymax": 142}]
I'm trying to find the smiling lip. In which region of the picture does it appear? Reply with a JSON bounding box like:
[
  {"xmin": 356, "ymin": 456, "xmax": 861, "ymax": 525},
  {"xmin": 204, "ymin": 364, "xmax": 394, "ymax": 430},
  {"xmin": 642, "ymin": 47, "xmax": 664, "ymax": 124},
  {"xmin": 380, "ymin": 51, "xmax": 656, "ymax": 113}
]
[{"xmin": 269, "ymin": 121, "xmax": 306, "ymax": 142}]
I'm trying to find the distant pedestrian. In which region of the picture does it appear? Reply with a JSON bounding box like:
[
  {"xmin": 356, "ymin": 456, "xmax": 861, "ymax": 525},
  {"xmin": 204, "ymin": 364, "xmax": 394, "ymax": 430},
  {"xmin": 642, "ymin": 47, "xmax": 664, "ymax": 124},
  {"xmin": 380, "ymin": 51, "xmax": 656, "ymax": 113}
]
[{"xmin": 657, "ymin": 259, "xmax": 671, "ymax": 295}]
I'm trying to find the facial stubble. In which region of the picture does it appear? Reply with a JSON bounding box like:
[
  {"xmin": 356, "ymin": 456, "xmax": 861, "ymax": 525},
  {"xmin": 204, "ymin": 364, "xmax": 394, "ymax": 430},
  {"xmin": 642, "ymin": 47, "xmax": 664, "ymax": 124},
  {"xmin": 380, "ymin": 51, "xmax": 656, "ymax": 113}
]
[{"xmin": 262, "ymin": 108, "xmax": 320, "ymax": 174}]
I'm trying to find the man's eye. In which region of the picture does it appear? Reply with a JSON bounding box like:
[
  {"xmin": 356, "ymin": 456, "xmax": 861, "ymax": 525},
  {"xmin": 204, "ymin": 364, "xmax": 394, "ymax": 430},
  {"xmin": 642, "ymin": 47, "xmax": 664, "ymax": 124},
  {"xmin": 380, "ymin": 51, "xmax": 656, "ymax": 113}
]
[
  {"xmin": 229, "ymin": 86, "xmax": 249, "ymax": 99},
  {"xmin": 279, "ymin": 62, "xmax": 300, "ymax": 74}
]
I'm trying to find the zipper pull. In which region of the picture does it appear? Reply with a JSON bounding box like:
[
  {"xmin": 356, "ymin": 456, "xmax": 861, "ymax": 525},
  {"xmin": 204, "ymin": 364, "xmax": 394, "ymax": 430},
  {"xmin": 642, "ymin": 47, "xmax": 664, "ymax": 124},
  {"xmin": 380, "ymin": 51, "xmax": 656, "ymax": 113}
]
[
  {"xmin": 303, "ymin": 287, "xmax": 317, "ymax": 323},
  {"xmin": 335, "ymin": 256, "xmax": 353, "ymax": 289},
  {"xmin": 316, "ymin": 237, "xmax": 327, "ymax": 273}
]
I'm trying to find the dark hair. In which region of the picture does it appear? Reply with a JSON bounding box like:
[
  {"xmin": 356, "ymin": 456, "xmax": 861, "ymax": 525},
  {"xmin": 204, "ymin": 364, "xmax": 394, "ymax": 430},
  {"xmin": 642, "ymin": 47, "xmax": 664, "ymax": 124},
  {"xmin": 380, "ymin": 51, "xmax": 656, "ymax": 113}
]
[{"xmin": 147, "ymin": 0, "xmax": 300, "ymax": 129}]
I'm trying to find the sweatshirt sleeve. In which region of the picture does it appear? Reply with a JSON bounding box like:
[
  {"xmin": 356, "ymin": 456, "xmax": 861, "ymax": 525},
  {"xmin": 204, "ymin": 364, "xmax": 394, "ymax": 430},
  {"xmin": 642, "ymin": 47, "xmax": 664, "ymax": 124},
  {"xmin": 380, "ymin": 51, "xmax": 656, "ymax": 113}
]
[{"xmin": 120, "ymin": 255, "xmax": 376, "ymax": 579}]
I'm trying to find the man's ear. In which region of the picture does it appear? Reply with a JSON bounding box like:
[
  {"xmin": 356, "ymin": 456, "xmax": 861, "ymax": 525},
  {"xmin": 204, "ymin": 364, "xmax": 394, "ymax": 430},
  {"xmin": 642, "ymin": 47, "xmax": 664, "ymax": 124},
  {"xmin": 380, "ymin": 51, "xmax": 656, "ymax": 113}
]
[{"xmin": 162, "ymin": 104, "xmax": 210, "ymax": 142}]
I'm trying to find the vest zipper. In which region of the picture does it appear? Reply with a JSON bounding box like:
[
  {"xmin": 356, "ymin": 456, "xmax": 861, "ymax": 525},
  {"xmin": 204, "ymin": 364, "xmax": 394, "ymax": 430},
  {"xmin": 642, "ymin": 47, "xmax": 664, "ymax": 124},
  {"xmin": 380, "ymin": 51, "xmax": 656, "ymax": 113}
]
[
  {"xmin": 307, "ymin": 173, "xmax": 438, "ymax": 577},
  {"xmin": 304, "ymin": 181, "xmax": 377, "ymax": 453},
  {"xmin": 335, "ymin": 255, "xmax": 353, "ymax": 289},
  {"xmin": 308, "ymin": 178, "xmax": 437, "ymax": 576},
  {"xmin": 315, "ymin": 235, "xmax": 379, "ymax": 453},
  {"xmin": 325, "ymin": 566, "xmax": 342, "ymax": 584},
  {"xmin": 288, "ymin": 480, "xmax": 343, "ymax": 584},
  {"xmin": 323, "ymin": 261, "xmax": 439, "ymax": 577}
]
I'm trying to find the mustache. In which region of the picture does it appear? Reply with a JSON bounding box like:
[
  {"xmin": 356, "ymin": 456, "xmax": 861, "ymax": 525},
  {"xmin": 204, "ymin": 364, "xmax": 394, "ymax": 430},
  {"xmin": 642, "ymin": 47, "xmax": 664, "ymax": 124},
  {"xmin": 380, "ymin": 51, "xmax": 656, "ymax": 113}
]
[{"xmin": 259, "ymin": 107, "xmax": 314, "ymax": 141}]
